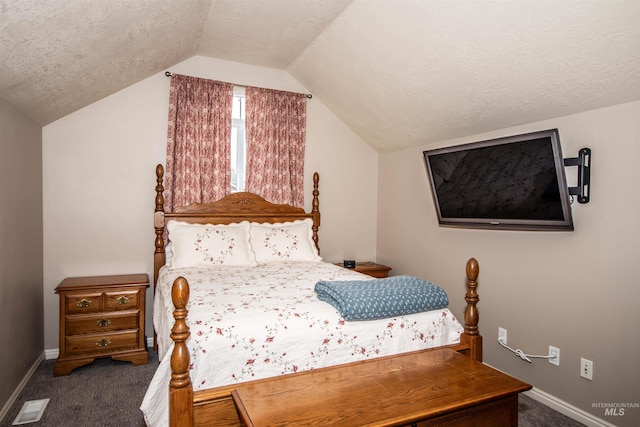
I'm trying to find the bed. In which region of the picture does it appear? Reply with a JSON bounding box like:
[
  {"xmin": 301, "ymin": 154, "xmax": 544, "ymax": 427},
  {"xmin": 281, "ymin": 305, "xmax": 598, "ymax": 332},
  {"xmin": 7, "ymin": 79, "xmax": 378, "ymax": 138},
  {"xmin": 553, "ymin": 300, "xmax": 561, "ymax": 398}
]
[{"xmin": 142, "ymin": 164, "xmax": 482, "ymax": 427}]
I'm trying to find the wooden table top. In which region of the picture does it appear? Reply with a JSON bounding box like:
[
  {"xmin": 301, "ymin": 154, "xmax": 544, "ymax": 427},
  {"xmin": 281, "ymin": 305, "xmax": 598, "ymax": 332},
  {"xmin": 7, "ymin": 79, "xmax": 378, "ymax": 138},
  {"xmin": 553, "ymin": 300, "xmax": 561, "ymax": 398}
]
[
  {"xmin": 55, "ymin": 274, "xmax": 149, "ymax": 291},
  {"xmin": 231, "ymin": 348, "xmax": 531, "ymax": 426}
]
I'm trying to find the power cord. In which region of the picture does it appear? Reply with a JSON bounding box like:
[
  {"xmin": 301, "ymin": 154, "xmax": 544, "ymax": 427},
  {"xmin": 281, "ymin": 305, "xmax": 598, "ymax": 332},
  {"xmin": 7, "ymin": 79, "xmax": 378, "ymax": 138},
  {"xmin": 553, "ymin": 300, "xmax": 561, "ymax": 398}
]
[{"xmin": 497, "ymin": 339, "xmax": 554, "ymax": 363}]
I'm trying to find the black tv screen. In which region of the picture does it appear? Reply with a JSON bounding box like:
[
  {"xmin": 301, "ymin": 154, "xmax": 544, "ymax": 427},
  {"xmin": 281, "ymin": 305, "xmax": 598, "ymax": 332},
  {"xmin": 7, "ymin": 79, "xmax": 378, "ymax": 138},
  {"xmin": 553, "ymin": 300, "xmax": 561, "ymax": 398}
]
[{"xmin": 423, "ymin": 129, "xmax": 574, "ymax": 231}]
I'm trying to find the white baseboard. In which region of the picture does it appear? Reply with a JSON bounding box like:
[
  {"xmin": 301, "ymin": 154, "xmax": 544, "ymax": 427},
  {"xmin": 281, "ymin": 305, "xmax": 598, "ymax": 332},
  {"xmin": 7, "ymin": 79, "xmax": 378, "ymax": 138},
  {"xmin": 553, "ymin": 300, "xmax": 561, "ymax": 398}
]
[
  {"xmin": 524, "ymin": 387, "xmax": 616, "ymax": 427},
  {"xmin": 483, "ymin": 362, "xmax": 615, "ymax": 427},
  {"xmin": 44, "ymin": 337, "xmax": 155, "ymax": 361},
  {"xmin": 44, "ymin": 348, "xmax": 58, "ymax": 360},
  {"xmin": 0, "ymin": 352, "xmax": 44, "ymax": 425}
]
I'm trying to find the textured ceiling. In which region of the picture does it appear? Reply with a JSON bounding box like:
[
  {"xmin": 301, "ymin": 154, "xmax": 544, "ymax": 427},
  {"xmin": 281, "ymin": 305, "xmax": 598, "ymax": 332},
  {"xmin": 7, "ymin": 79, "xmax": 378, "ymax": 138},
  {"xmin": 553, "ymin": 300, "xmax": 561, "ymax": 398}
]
[{"xmin": 1, "ymin": 0, "xmax": 639, "ymax": 152}]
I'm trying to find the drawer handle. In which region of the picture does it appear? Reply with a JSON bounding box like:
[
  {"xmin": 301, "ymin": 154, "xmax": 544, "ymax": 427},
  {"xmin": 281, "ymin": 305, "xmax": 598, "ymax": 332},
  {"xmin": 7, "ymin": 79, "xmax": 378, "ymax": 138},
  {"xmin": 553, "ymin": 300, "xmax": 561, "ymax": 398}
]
[
  {"xmin": 115, "ymin": 296, "xmax": 130, "ymax": 305},
  {"xmin": 96, "ymin": 318, "xmax": 111, "ymax": 327},
  {"xmin": 75, "ymin": 298, "xmax": 92, "ymax": 308},
  {"xmin": 96, "ymin": 339, "xmax": 111, "ymax": 347}
]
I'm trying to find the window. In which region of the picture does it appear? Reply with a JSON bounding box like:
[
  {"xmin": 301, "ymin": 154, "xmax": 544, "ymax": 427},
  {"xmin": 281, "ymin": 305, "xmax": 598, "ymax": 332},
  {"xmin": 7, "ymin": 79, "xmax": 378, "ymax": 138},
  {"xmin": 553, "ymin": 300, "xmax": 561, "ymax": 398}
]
[{"xmin": 231, "ymin": 87, "xmax": 246, "ymax": 192}]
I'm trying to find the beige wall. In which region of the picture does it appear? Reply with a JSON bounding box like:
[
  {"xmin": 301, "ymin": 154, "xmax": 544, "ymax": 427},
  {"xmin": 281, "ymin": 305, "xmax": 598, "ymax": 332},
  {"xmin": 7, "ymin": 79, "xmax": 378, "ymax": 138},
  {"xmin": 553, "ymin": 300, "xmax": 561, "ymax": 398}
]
[
  {"xmin": 0, "ymin": 98, "xmax": 43, "ymax": 414},
  {"xmin": 378, "ymin": 100, "xmax": 640, "ymax": 426},
  {"xmin": 42, "ymin": 56, "xmax": 379, "ymax": 350}
]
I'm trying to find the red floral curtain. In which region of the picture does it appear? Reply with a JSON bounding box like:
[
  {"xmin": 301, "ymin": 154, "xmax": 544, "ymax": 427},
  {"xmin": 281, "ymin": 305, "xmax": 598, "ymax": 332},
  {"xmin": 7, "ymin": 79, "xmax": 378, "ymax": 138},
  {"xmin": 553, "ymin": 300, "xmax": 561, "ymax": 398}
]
[
  {"xmin": 245, "ymin": 86, "xmax": 307, "ymax": 208},
  {"xmin": 165, "ymin": 74, "xmax": 234, "ymax": 211}
]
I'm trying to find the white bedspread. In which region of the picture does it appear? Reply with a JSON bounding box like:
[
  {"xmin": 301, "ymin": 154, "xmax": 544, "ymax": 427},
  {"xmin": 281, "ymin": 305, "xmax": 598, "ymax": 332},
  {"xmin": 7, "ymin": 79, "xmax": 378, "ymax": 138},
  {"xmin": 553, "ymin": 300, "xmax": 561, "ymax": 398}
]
[{"xmin": 141, "ymin": 261, "xmax": 463, "ymax": 426}]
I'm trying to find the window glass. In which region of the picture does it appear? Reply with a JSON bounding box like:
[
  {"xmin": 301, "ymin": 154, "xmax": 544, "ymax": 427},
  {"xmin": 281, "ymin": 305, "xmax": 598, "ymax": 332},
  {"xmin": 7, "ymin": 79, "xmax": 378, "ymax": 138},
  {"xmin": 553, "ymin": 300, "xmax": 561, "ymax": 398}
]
[{"xmin": 231, "ymin": 87, "xmax": 246, "ymax": 192}]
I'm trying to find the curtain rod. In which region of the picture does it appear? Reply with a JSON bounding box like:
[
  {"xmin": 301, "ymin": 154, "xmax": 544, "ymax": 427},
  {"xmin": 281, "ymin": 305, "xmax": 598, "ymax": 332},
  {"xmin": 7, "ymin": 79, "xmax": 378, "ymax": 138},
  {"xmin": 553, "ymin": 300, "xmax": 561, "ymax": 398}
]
[{"xmin": 165, "ymin": 71, "xmax": 312, "ymax": 99}]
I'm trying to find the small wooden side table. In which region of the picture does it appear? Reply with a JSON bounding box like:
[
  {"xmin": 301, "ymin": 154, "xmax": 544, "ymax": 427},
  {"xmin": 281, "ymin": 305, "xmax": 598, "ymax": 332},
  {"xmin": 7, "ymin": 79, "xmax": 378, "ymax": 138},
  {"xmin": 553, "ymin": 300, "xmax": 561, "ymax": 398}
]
[
  {"xmin": 54, "ymin": 274, "xmax": 149, "ymax": 376},
  {"xmin": 336, "ymin": 261, "xmax": 392, "ymax": 278}
]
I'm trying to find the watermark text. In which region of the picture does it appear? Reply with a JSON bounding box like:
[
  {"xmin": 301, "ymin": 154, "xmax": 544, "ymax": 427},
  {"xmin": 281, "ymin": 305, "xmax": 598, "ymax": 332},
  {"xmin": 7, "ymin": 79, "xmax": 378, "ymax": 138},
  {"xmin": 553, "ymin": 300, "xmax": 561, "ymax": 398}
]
[{"xmin": 593, "ymin": 402, "xmax": 639, "ymax": 417}]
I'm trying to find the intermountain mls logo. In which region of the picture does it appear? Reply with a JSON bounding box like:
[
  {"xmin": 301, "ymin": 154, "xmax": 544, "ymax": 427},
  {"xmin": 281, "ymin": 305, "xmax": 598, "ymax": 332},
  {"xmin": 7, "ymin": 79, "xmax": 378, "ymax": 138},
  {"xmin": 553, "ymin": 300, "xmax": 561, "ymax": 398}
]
[{"xmin": 593, "ymin": 402, "xmax": 639, "ymax": 417}]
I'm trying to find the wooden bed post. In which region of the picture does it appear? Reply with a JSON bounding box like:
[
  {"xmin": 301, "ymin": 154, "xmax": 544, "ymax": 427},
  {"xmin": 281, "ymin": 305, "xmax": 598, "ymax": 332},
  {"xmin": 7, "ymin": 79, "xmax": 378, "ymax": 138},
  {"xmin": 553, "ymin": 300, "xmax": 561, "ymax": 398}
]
[
  {"xmin": 461, "ymin": 258, "xmax": 482, "ymax": 362},
  {"xmin": 153, "ymin": 164, "xmax": 167, "ymax": 351},
  {"xmin": 311, "ymin": 172, "xmax": 320, "ymax": 253},
  {"xmin": 154, "ymin": 164, "xmax": 166, "ymax": 290},
  {"xmin": 170, "ymin": 276, "xmax": 193, "ymax": 427}
]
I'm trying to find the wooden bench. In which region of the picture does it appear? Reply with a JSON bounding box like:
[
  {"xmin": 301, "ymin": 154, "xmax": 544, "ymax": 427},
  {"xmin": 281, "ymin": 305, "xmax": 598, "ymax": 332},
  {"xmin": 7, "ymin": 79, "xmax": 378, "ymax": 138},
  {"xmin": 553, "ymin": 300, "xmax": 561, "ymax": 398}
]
[{"xmin": 231, "ymin": 348, "xmax": 531, "ymax": 426}]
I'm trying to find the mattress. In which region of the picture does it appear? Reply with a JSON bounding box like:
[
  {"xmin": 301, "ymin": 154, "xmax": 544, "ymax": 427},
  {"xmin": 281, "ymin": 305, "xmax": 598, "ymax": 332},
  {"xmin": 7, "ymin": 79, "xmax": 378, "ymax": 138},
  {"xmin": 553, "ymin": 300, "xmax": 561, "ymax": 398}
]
[{"xmin": 141, "ymin": 261, "xmax": 463, "ymax": 426}]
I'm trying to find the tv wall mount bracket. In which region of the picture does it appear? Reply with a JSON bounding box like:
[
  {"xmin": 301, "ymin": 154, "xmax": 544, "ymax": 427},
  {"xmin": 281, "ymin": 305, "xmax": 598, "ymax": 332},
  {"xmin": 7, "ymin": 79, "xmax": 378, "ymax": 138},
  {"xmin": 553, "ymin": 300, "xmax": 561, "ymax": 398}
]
[{"xmin": 564, "ymin": 148, "xmax": 591, "ymax": 204}]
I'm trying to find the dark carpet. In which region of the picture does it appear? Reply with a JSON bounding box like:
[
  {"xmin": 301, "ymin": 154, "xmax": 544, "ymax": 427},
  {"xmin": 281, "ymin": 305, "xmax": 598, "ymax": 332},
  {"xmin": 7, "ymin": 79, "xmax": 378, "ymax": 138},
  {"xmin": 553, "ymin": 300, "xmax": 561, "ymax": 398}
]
[
  {"xmin": 2, "ymin": 349, "xmax": 584, "ymax": 426},
  {"xmin": 1, "ymin": 351, "xmax": 158, "ymax": 427}
]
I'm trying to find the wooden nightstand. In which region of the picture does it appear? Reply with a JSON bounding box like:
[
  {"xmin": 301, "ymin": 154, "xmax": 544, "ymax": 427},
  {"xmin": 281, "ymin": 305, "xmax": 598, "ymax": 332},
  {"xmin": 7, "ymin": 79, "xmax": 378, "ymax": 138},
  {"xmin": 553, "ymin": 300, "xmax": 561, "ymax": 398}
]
[
  {"xmin": 54, "ymin": 274, "xmax": 149, "ymax": 376},
  {"xmin": 337, "ymin": 261, "xmax": 392, "ymax": 278}
]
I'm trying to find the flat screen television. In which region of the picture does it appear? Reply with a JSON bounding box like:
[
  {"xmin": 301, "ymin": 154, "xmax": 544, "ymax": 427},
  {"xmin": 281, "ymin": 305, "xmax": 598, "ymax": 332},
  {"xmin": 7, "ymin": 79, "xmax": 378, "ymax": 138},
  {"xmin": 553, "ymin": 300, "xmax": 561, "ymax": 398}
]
[{"xmin": 423, "ymin": 129, "xmax": 574, "ymax": 231}]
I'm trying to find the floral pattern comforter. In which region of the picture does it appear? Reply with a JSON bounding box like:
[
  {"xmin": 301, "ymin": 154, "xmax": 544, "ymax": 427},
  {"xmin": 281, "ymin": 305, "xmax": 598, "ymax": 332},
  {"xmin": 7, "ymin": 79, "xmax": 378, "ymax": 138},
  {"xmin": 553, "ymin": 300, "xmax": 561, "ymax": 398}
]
[{"xmin": 142, "ymin": 261, "xmax": 463, "ymax": 426}]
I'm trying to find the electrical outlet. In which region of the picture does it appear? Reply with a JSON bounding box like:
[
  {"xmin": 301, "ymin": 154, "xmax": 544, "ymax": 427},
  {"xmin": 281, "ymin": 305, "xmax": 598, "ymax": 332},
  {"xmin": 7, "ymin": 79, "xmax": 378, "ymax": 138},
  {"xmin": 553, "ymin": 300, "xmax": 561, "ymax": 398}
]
[
  {"xmin": 498, "ymin": 327, "xmax": 507, "ymax": 345},
  {"xmin": 581, "ymin": 358, "xmax": 593, "ymax": 380},
  {"xmin": 548, "ymin": 346, "xmax": 560, "ymax": 366}
]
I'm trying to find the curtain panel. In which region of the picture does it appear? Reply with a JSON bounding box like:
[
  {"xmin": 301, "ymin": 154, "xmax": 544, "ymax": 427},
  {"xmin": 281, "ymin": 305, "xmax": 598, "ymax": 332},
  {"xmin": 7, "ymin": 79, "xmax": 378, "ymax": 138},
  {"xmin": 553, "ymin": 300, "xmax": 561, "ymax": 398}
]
[
  {"xmin": 245, "ymin": 86, "xmax": 307, "ymax": 208},
  {"xmin": 165, "ymin": 74, "xmax": 234, "ymax": 211}
]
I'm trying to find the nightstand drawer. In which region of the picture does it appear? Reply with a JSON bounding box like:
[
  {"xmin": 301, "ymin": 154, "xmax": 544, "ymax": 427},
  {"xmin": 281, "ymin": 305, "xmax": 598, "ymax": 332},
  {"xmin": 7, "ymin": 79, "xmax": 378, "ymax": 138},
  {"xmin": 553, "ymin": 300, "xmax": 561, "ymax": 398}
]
[
  {"xmin": 362, "ymin": 269, "xmax": 390, "ymax": 278},
  {"xmin": 65, "ymin": 292, "xmax": 103, "ymax": 314},
  {"xmin": 66, "ymin": 312, "xmax": 139, "ymax": 335},
  {"xmin": 65, "ymin": 330, "xmax": 140, "ymax": 356},
  {"xmin": 104, "ymin": 289, "xmax": 141, "ymax": 311}
]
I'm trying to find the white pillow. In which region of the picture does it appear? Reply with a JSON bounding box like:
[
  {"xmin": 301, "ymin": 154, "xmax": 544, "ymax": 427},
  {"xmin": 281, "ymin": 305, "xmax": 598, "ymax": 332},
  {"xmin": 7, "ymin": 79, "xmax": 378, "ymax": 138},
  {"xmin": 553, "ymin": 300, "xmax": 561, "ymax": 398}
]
[
  {"xmin": 249, "ymin": 219, "xmax": 322, "ymax": 264},
  {"xmin": 166, "ymin": 221, "xmax": 257, "ymax": 268}
]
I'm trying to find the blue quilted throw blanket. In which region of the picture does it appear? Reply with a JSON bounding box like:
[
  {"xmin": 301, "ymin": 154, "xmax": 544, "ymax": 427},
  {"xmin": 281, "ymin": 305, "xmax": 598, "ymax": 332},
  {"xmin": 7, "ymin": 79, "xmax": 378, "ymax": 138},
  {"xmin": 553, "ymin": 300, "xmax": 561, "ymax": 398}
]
[{"xmin": 314, "ymin": 275, "xmax": 449, "ymax": 321}]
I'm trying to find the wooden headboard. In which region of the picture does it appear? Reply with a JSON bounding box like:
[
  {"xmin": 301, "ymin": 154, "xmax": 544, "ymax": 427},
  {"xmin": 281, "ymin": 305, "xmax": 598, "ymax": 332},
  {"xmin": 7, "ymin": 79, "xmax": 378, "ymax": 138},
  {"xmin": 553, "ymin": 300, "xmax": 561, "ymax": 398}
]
[{"xmin": 153, "ymin": 164, "xmax": 321, "ymax": 289}]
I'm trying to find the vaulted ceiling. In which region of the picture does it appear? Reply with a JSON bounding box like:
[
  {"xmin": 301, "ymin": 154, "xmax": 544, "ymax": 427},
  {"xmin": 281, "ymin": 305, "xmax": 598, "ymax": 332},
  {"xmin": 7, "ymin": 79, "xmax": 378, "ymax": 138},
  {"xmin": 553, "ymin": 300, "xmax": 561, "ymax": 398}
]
[{"xmin": 2, "ymin": 0, "xmax": 639, "ymax": 152}]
